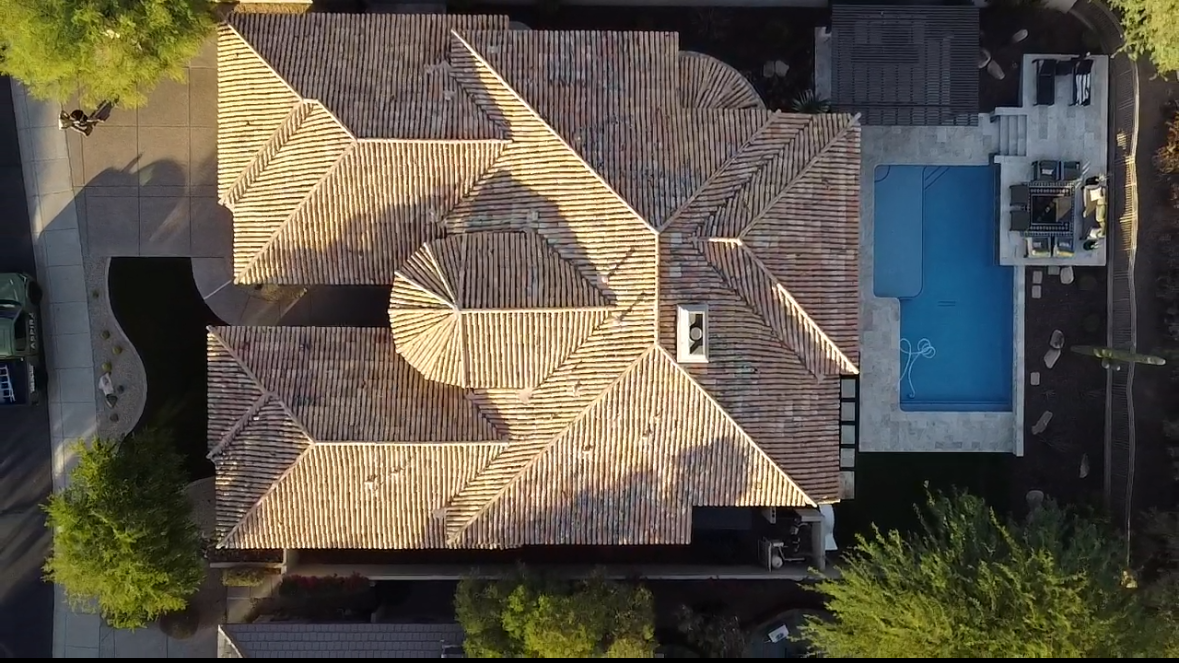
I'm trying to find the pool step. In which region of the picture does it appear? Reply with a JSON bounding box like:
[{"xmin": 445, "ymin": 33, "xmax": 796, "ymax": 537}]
[{"xmin": 996, "ymin": 114, "xmax": 1028, "ymax": 157}]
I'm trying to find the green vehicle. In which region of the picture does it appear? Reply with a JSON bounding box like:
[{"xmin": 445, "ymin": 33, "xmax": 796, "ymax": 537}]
[{"xmin": 0, "ymin": 273, "xmax": 45, "ymax": 406}]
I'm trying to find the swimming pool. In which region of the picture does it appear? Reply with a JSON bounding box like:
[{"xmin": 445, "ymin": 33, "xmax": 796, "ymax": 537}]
[{"xmin": 873, "ymin": 165, "xmax": 1014, "ymax": 412}]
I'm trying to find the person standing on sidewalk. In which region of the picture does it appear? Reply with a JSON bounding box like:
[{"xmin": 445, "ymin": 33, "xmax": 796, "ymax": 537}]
[
  {"xmin": 57, "ymin": 101, "xmax": 113, "ymax": 136},
  {"xmin": 58, "ymin": 109, "xmax": 97, "ymax": 136}
]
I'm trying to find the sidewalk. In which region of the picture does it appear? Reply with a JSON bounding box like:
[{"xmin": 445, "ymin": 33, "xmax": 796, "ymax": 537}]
[
  {"xmin": 10, "ymin": 79, "xmax": 104, "ymax": 660},
  {"xmin": 10, "ymin": 73, "xmax": 224, "ymax": 658}
]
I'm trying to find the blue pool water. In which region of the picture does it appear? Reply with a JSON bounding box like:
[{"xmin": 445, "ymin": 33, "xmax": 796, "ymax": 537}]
[{"xmin": 874, "ymin": 165, "xmax": 1014, "ymax": 412}]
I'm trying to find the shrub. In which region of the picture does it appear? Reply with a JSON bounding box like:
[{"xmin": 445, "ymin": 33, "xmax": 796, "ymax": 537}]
[
  {"xmin": 803, "ymin": 491, "xmax": 1170, "ymax": 658},
  {"xmin": 277, "ymin": 574, "xmax": 369, "ymax": 598},
  {"xmin": 158, "ymin": 605, "xmax": 200, "ymax": 640},
  {"xmin": 675, "ymin": 605, "xmax": 744, "ymax": 658},
  {"xmin": 456, "ymin": 569, "xmax": 657, "ymax": 658},
  {"xmin": 1164, "ymin": 419, "xmax": 1179, "ymax": 441},
  {"xmin": 221, "ymin": 567, "xmax": 270, "ymax": 588},
  {"xmin": 1155, "ymin": 110, "xmax": 1179, "ymax": 175},
  {"xmin": 44, "ymin": 432, "xmax": 203, "ymax": 629}
]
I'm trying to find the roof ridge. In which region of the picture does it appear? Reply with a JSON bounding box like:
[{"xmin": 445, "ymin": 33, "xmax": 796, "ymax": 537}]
[
  {"xmin": 391, "ymin": 270, "xmax": 456, "ymax": 310},
  {"xmin": 655, "ymin": 112, "xmax": 778, "ymax": 233},
  {"xmin": 444, "ymin": 344, "xmax": 660, "ymax": 545},
  {"xmin": 737, "ymin": 114, "xmax": 857, "ymax": 241},
  {"xmin": 223, "ymin": 24, "xmax": 302, "ymax": 105},
  {"xmin": 733, "ymin": 240, "xmax": 859, "ymax": 375},
  {"xmin": 425, "ymin": 241, "xmax": 458, "ymax": 306},
  {"xmin": 219, "ymin": 437, "xmax": 315, "ymax": 549},
  {"xmin": 217, "ymin": 358, "xmax": 326, "ymax": 548},
  {"xmin": 205, "ymin": 327, "xmax": 326, "ymax": 444},
  {"xmin": 221, "ymin": 101, "xmax": 314, "ymax": 210},
  {"xmin": 313, "ymin": 441, "xmax": 509, "ymax": 447},
  {"xmin": 353, "ymin": 138, "xmax": 511, "ymax": 145},
  {"xmin": 234, "ymin": 133, "xmax": 356, "ymax": 284},
  {"xmin": 652, "ymin": 345, "xmax": 817, "ymax": 506},
  {"xmin": 207, "ymin": 327, "xmax": 269, "ymax": 398},
  {"xmin": 449, "ymin": 29, "xmax": 660, "ymax": 236},
  {"xmin": 207, "ymin": 391, "xmax": 271, "ymax": 462}
]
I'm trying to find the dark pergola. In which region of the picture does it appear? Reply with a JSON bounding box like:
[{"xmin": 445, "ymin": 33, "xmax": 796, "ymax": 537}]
[{"xmin": 831, "ymin": 4, "xmax": 980, "ymax": 127}]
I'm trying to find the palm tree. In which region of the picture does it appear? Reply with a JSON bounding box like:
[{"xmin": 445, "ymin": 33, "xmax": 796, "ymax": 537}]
[{"xmin": 791, "ymin": 89, "xmax": 832, "ymax": 114}]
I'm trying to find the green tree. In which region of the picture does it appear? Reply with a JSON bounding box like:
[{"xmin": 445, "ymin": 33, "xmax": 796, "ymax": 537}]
[
  {"xmin": 802, "ymin": 491, "xmax": 1169, "ymax": 658},
  {"xmin": 1109, "ymin": 0, "xmax": 1179, "ymax": 74},
  {"xmin": 0, "ymin": 0, "xmax": 215, "ymax": 107},
  {"xmin": 44, "ymin": 431, "xmax": 204, "ymax": 629},
  {"xmin": 455, "ymin": 569, "xmax": 657, "ymax": 658},
  {"xmin": 1140, "ymin": 510, "xmax": 1179, "ymax": 656}
]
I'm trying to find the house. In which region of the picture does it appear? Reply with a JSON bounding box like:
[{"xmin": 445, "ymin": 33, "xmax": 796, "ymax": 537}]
[{"xmin": 208, "ymin": 13, "xmax": 861, "ymax": 562}]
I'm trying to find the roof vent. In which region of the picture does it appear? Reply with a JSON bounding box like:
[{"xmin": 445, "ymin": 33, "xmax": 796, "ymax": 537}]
[{"xmin": 675, "ymin": 304, "xmax": 709, "ymax": 364}]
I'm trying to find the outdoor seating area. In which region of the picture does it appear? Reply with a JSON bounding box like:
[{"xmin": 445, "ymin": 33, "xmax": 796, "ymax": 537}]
[
  {"xmin": 994, "ymin": 53, "xmax": 1108, "ymax": 267},
  {"xmin": 1007, "ymin": 163, "xmax": 1095, "ymax": 260},
  {"xmin": 1035, "ymin": 56, "xmax": 1093, "ymax": 107}
]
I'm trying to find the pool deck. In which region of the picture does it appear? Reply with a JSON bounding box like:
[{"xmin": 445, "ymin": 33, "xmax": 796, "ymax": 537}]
[
  {"xmin": 860, "ymin": 124, "xmax": 1026, "ymax": 454},
  {"xmin": 856, "ymin": 52, "xmax": 1111, "ymax": 454}
]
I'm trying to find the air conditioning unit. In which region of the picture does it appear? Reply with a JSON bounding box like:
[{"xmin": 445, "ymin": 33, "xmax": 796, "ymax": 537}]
[
  {"xmin": 758, "ymin": 536, "xmax": 806, "ymax": 571},
  {"xmin": 675, "ymin": 304, "xmax": 709, "ymax": 364},
  {"xmin": 761, "ymin": 507, "xmax": 777, "ymax": 524}
]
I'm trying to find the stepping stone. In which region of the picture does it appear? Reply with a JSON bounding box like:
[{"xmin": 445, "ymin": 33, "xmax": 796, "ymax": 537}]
[
  {"xmin": 1079, "ymin": 453, "xmax": 1090, "ymax": 479},
  {"xmin": 1061, "ymin": 266, "xmax": 1075, "ymax": 285},
  {"xmin": 1044, "ymin": 347, "xmax": 1061, "ymax": 369},
  {"xmin": 1032, "ymin": 285, "xmax": 1042, "ymax": 299},
  {"xmin": 1031, "ymin": 410, "xmax": 1053, "ymax": 435},
  {"xmin": 1049, "ymin": 330, "xmax": 1064, "ymax": 350},
  {"xmin": 1048, "ymin": 266, "xmax": 1061, "ymax": 276},
  {"xmin": 1030, "ymin": 371, "xmax": 1040, "ymax": 386},
  {"xmin": 1032, "ymin": 270, "xmax": 1043, "ymax": 284}
]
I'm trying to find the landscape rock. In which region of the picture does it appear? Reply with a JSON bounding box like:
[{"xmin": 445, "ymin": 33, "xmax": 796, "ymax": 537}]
[
  {"xmin": 762, "ymin": 60, "xmax": 789, "ymax": 78},
  {"xmin": 1031, "ymin": 410, "xmax": 1053, "ymax": 435}
]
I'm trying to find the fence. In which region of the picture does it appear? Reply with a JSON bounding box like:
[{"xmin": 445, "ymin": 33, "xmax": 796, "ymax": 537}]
[{"xmin": 1071, "ymin": 0, "xmax": 1139, "ymax": 532}]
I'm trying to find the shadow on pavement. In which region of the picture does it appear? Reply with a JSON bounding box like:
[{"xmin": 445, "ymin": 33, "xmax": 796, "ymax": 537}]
[{"xmin": 0, "ymin": 75, "xmax": 53, "ymax": 659}]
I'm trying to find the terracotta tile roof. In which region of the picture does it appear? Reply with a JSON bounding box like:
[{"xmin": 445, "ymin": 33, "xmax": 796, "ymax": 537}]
[
  {"xmin": 679, "ymin": 51, "xmax": 766, "ymax": 111},
  {"xmin": 212, "ymin": 14, "xmax": 861, "ymax": 549}
]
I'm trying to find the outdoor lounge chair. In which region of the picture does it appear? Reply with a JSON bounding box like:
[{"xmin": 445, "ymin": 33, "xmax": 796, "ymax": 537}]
[
  {"xmin": 1072, "ymin": 58, "xmax": 1093, "ymax": 107},
  {"xmin": 1009, "ymin": 184, "xmax": 1030, "ymax": 211},
  {"xmin": 1062, "ymin": 161, "xmax": 1082, "ymax": 181},
  {"xmin": 1036, "ymin": 59, "xmax": 1056, "ymax": 106},
  {"xmin": 1010, "ymin": 209, "xmax": 1031, "ymax": 232},
  {"xmin": 1053, "ymin": 236, "xmax": 1076, "ymax": 258},
  {"xmin": 1033, "ymin": 160, "xmax": 1061, "ymax": 182},
  {"xmin": 1026, "ymin": 236, "xmax": 1052, "ymax": 258}
]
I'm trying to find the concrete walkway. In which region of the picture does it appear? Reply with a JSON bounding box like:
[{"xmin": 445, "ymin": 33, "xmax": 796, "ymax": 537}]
[
  {"xmin": 10, "ymin": 79, "xmax": 104, "ymax": 660},
  {"xmin": 9, "ymin": 54, "xmax": 230, "ymax": 659}
]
